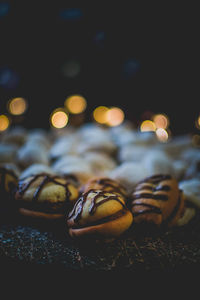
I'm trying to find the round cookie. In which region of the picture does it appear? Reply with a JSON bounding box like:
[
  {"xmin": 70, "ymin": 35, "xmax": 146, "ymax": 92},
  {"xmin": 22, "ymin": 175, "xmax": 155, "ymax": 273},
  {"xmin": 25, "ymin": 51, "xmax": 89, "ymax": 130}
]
[
  {"xmin": 15, "ymin": 173, "xmax": 79, "ymax": 219},
  {"xmin": 67, "ymin": 189, "xmax": 133, "ymax": 241},
  {"xmin": 81, "ymin": 177, "xmax": 128, "ymax": 199},
  {"xmin": 130, "ymin": 174, "xmax": 185, "ymax": 227}
]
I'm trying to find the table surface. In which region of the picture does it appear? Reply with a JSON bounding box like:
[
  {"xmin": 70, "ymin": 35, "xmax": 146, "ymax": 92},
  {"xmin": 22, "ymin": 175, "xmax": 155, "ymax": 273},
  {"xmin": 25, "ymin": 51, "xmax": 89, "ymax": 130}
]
[{"xmin": 1, "ymin": 207, "xmax": 200, "ymax": 273}]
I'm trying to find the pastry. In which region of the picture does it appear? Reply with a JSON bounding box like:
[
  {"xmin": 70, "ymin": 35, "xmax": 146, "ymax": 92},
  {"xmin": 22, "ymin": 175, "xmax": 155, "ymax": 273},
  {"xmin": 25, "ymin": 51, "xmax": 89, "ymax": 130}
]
[
  {"xmin": 0, "ymin": 126, "xmax": 27, "ymax": 146},
  {"xmin": 19, "ymin": 163, "xmax": 54, "ymax": 179},
  {"xmin": 130, "ymin": 174, "xmax": 185, "ymax": 227},
  {"xmin": 81, "ymin": 177, "xmax": 128, "ymax": 199},
  {"xmin": 48, "ymin": 134, "xmax": 78, "ymax": 162},
  {"xmin": 83, "ymin": 151, "xmax": 117, "ymax": 175},
  {"xmin": 0, "ymin": 143, "xmax": 18, "ymax": 164},
  {"xmin": 15, "ymin": 173, "xmax": 79, "ymax": 219},
  {"xmin": 179, "ymin": 179, "xmax": 200, "ymax": 208},
  {"xmin": 0, "ymin": 163, "xmax": 19, "ymax": 200},
  {"xmin": 16, "ymin": 142, "xmax": 49, "ymax": 169},
  {"xmin": 142, "ymin": 150, "xmax": 174, "ymax": 177},
  {"xmin": 67, "ymin": 189, "xmax": 133, "ymax": 241},
  {"xmin": 109, "ymin": 161, "xmax": 151, "ymax": 193}
]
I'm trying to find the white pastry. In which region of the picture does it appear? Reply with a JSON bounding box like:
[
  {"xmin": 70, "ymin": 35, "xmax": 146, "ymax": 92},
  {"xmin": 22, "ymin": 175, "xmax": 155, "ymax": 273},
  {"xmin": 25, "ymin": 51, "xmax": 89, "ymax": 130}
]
[
  {"xmin": 176, "ymin": 207, "xmax": 196, "ymax": 226},
  {"xmin": 20, "ymin": 163, "xmax": 54, "ymax": 179},
  {"xmin": 16, "ymin": 142, "xmax": 49, "ymax": 169},
  {"xmin": 0, "ymin": 143, "xmax": 18, "ymax": 164},
  {"xmin": 0, "ymin": 126, "xmax": 27, "ymax": 146},
  {"xmin": 48, "ymin": 135, "xmax": 78, "ymax": 161},
  {"xmin": 179, "ymin": 179, "xmax": 200, "ymax": 207},
  {"xmin": 117, "ymin": 145, "xmax": 150, "ymax": 162},
  {"xmin": 142, "ymin": 150, "xmax": 174, "ymax": 176},
  {"xmin": 109, "ymin": 161, "xmax": 151, "ymax": 193},
  {"xmin": 83, "ymin": 151, "xmax": 117, "ymax": 175}
]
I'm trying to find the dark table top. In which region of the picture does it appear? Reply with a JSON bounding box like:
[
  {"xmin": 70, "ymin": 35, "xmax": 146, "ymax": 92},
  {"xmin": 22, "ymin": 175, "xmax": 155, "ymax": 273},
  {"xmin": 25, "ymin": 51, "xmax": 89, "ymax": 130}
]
[{"xmin": 1, "ymin": 207, "xmax": 200, "ymax": 274}]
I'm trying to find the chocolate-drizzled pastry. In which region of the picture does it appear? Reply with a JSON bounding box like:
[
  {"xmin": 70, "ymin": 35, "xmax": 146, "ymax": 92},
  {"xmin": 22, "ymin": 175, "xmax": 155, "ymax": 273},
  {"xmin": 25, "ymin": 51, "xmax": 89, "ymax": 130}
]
[
  {"xmin": 81, "ymin": 177, "xmax": 128, "ymax": 199},
  {"xmin": 15, "ymin": 173, "xmax": 79, "ymax": 219},
  {"xmin": 130, "ymin": 174, "xmax": 185, "ymax": 227},
  {"xmin": 67, "ymin": 189, "xmax": 133, "ymax": 241},
  {"xmin": 0, "ymin": 164, "xmax": 19, "ymax": 200}
]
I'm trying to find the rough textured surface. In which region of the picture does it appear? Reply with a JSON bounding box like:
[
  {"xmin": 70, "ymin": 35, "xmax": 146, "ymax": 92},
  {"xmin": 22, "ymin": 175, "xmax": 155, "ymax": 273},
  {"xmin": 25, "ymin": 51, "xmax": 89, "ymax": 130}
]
[{"xmin": 1, "ymin": 207, "xmax": 200, "ymax": 273}]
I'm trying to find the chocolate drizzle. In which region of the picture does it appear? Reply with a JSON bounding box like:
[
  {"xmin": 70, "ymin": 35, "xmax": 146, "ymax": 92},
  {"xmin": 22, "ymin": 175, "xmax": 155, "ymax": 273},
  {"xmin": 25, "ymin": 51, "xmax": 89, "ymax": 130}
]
[
  {"xmin": 17, "ymin": 173, "xmax": 73, "ymax": 203},
  {"xmin": 68, "ymin": 189, "xmax": 126, "ymax": 223},
  {"xmin": 131, "ymin": 203, "xmax": 162, "ymax": 217},
  {"xmin": 95, "ymin": 178, "xmax": 127, "ymax": 197},
  {"xmin": 131, "ymin": 174, "xmax": 175, "ymax": 220}
]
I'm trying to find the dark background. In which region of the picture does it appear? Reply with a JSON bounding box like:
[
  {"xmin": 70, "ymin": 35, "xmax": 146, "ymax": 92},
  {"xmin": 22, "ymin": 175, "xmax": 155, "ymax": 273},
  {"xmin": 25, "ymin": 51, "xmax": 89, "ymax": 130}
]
[{"xmin": 0, "ymin": 2, "xmax": 199, "ymax": 135}]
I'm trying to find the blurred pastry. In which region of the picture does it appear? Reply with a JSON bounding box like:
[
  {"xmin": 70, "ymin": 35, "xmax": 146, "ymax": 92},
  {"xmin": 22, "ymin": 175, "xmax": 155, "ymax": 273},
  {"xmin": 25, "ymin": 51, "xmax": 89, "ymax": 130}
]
[
  {"xmin": 67, "ymin": 189, "xmax": 133, "ymax": 241},
  {"xmin": 0, "ymin": 126, "xmax": 27, "ymax": 146},
  {"xmin": 16, "ymin": 142, "xmax": 49, "ymax": 169},
  {"xmin": 130, "ymin": 174, "xmax": 185, "ymax": 227},
  {"xmin": 109, "ymin": 161, "xmax": 151, "ymax": 193},
  {"xmin": 52, "ymin": 156, "xmax": 94, "ymax": 185},
  {"xmin": 48, "ymin": 135, "xmax": 78, "ymax": 162},
  {"xmin": 0, "ymin": 163, "xmax": 19, "ymax": 200},
  {"xmin": 19, "ymin": 163, "xmax": 54, "ymax": 179},
  {"xmin": 179, "ymin": 179, "xmax": 200, "ymax": 208},
  {"xmin": 0, "ymin": 143, "xmax": 18, "ymax": 164},
  {"xmin": 83, "ymin": 152, "xmax": 117, "ymax": 175},
  {"xmin": 142, "ymin": 150, "xmax": 174, "ymax": 176},
  {"xmin": 81, "ymin": 177, "xmax": 128, "ymax": 199},
  {"xmin": 15, "ymin": 173, "xmax": 79, "ymax": 219}
]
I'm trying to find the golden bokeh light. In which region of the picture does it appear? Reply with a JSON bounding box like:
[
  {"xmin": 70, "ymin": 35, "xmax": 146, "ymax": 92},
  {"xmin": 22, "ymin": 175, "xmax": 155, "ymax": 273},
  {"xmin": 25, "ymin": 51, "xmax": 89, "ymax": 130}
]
[
  {"xmin": 93, "ymin": 106, "xmax": 109, "ymax": 124},
  {"xmin": 106, "ymin": 107, "xmax": 125, "ymax": 127},
  {"xmin": 140, "ymin": 120, "xmax": 156, "ymax": 132},
  {"xmin": 153, "ymin": 113, "xmax": 169, "ymax": 129},
  {"xmin": 8, "ymin": 97, "xmax": 27, "ymax": 115},
  {"xmin": 0, "ymin": 114, "xmax": 10, "ymax": 131},
  {"xmin": 156, "ymin": 128, "xmax": 169, "ymax": 142},
  {"xmin": 50, "ymin": 109, "xmax": 68, "ymax": 129},
  {"xmin": 195, "ymin": 115, "xmax": 200, "ymax": 130},
  {"xmin": 64, "ymin": 95, "xmax": 87, "ymax": 114}
]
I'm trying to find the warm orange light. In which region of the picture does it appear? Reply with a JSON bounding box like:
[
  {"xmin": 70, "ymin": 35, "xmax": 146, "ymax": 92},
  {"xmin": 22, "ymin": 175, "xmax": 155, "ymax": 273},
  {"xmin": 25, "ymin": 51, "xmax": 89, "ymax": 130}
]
[
  {"xmin": 50, "ymin": 109, "xmax": 68, "ymax": 128},
  {"xmin": 153, "ymin": 114, "xmax": 169, "ymax": 129},
  {"xmin": 195, "ymin": 115, "xmax": 200, "ymax": 130},
  {"xmin": 156, "ymin": 128, "xmax": 169, "ymax": 142},
  {"xmin": 8, "ymin": 97, "xmax": 27, "ymax": 115},
  {"xmin": 140, "ymin": 120, "xmax": 156, "ymax": 132},
  {"xmin": 0, "ymin": 114, "xmax": 10, "ymax": 131},
  {"xmin": 64, "ymin": 95, "xmax": 87, "ymax": 114},
  {"xmin": 93, "ymin": 106, "xmax": 109, "ymax": 124},
  {"xmin": 106, "ymin": 107, "xmax": 125, "ymax": 127}
]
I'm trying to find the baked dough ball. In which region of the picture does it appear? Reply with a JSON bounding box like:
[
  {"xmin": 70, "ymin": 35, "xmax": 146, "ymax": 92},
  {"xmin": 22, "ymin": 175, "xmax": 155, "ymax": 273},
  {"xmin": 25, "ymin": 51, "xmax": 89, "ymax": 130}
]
[
  {"xmin": 15, "ymin": 173, "xmax": 79, "ymax": 219},
  {"xmin": 83, "ymin": 152, "xmax": 117, "ymax": 175},
  {"xmin": 117, "ymin": 145, "xmax": 149, "ymax": 163},
  {"xmin": 81, "ymin": 177, "xmax": 128, "ymax": 199},
  {"xmin": 179, "ymin": 179, "xmax": 200, "ymax": 208},
  {"xmin": 142, "ymin": 150, "xmax": 174, "ymax": 176},
  {"xmin": 109, "ymin": 162, "xmax": 151, "ymax": 193},
  {"xmin": 16, "ymin": 142, "xmax": 49, "ymax": 169},
  {"xmin": 130, "ymin": 174, "xmax": 185, "ymax": 227},
  {"xmin": 51, "ymin": 155, "xmax": 94, "ymax": 185},
  {"xmin": 0, "ymin": 143, "xmax": 18, "ymax": 164},
  {"xmin": 67, "ymin": 189, "xmax": 133, "ymax": 241},
  {"xmin": 0, "ymin": 126, "xmax": 27, "ymax": 146},
  {"xmin": 19, "ymin": 164, "xmax": 54, "ymax": 179},
  {"xmin": 0, "ymin": 163, "xmax": 19, "ymax": 200},
  {"xmin": 48, "ymin": 135, "xmax": 78, "ymax": 162}
]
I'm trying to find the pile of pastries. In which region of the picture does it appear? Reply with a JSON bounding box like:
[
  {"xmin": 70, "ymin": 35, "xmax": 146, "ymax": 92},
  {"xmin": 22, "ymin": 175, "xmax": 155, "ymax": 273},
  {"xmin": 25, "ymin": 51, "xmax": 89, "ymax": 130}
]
[{"xmin": 0, "ymin": 122, "xmax": 200, "ymax": 242}]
